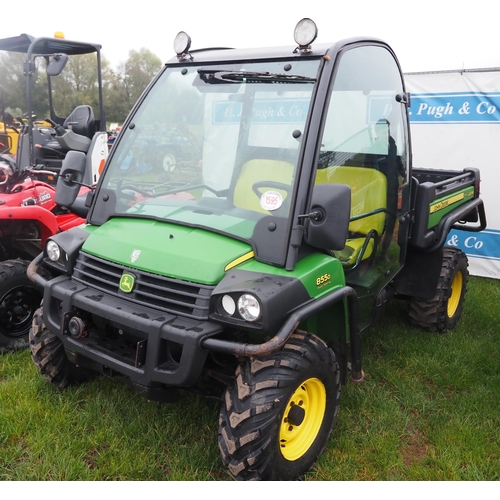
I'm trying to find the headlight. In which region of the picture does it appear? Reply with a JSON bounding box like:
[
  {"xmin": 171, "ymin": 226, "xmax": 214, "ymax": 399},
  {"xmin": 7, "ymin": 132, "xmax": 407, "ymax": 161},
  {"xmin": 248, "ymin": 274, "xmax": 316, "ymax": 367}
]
[
  {"xmin": 221, "ymin": 294, "xmax": 236, "ymax": 316},
  {"xmin": 237, "ymin": 294, "xmax": 261, "ymax": 322},
  {"xmin": 215, "ymin": 293, "xmax": 262, "ymax": 324},
  {"xmin": 46, "ymin": 240, "xmax": 61, "ymax": 261}
]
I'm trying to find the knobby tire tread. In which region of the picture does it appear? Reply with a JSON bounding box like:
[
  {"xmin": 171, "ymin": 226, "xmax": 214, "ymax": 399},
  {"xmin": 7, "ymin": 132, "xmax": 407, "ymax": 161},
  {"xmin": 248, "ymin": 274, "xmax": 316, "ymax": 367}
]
[
  {"xmin": 218, "ymin": 330, "xmax": 340, "ymax": 480},
  {"xmin": 408, "ymin": 247, "xmax": 468, "ymax": 332}
]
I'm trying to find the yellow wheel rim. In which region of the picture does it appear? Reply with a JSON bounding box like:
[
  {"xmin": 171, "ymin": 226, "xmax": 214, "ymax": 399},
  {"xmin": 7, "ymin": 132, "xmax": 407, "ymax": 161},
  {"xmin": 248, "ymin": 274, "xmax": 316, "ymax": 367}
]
[
  {"xmin": 447, "ymin": 270, "xmax": 463, "ymax": 318},
  {"xmin": 279, "ymin": 377, "xmax": 326, "ymax": 461}
]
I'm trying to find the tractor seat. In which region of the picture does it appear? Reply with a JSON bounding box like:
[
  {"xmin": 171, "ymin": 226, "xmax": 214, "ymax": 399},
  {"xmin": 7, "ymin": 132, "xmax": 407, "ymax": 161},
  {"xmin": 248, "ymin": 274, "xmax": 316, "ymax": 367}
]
[
  {"xmin": 63, "ymin": 105, "xmax": 95, "ymax": 139},
  {"xmin": 232, "ymin": 159, "xmax": 294, "ymax": 215},
  {"xmin": 315, "ymin": 165, "xmax": 387, "ymax": 267}
]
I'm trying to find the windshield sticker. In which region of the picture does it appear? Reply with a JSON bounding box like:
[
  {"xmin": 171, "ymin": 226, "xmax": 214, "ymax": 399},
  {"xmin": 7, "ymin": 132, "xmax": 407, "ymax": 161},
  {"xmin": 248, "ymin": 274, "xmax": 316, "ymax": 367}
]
[{"xmin": 260, "ymin": 190, "xmax": 283, "ymax": 211}]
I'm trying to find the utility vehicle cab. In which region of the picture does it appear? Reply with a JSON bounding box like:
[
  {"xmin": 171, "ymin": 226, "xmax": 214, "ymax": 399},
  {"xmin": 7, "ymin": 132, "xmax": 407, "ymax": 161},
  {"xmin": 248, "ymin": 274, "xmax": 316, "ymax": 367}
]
[{"xmin": 82, "ymin": 21, "xmax": 410, "ymax": 329}]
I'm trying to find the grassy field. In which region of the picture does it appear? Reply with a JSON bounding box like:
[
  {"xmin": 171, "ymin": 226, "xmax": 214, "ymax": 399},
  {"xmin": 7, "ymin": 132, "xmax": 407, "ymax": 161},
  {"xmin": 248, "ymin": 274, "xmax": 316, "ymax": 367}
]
[{"xmin": 0, "ymin": 276, "xmax": 499, "ymax": 481}]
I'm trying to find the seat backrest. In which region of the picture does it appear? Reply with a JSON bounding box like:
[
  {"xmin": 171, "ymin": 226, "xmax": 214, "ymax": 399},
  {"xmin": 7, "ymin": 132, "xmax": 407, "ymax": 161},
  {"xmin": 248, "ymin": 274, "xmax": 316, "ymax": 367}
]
[
  {"xmin": 315, "ymin": 165, "xmax": 387, "ymax": 235},
  {"xmin": 63, "ymin": 105, "xmax": 95, "ymax": 139},
  {"xmin": 232, "ymin": 159, "xmax": 294, "ymax": 214}
]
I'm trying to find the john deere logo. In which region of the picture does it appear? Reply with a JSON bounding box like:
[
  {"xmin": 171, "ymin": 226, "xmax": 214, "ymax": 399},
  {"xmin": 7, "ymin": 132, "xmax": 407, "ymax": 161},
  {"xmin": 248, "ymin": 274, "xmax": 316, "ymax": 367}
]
[{"xmin": 119, "ymin": 273, "xmax": 135, "ymax": 293}]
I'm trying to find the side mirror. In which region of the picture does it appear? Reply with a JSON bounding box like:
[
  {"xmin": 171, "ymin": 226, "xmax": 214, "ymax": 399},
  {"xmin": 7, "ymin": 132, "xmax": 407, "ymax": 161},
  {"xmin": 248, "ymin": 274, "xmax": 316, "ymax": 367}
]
[
  {"xmin": 304, "ymin": 183, "xmax": 351, "ymax": 250},
  {"xmin": 55, "ymin": 150, "xmax": 87, "ymax": 208},
  {"xmin": 46, "ymin": 53, "xmax": 69, "ymax": 76}
]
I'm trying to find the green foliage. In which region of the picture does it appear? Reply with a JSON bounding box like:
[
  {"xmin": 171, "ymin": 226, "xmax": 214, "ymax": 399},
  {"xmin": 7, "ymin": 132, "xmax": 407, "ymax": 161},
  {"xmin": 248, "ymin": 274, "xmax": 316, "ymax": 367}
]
[
  {"xmin": 0, "ymin": 47, "xmax": 162, "ymax": 126},
  {"xmin": 105, "ymin": 48, "xmax": 162, "ymax": 123},
  {"xmin": 0, "ymin": 276, "xmax": 498, "ymax": 480},
  {"xmin": 0, "ymin": 53, "xmax": 26, "ymax": 112},
  {"xmin": 49, "ymin": 53, "xmax": 107, "ymax": 118},
  {"xmin": 0, "ymin": 52, "xmax": 50, "ymax": 120}
]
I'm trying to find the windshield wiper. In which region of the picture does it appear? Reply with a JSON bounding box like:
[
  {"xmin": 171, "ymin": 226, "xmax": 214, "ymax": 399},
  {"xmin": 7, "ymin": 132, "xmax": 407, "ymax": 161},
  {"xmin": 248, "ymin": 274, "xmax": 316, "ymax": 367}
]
[{"xmin": 197, "ymin": 69, "xmax": 316, "ymax": 84}]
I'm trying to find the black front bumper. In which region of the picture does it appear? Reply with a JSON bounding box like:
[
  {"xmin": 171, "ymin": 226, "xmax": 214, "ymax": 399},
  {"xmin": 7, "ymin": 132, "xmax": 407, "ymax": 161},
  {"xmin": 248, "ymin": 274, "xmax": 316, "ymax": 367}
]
[
  {"xmin": 42, "ymin": 273, "xmax": 223, "ymax": 389},
  {"xmin": 28, "ymin": 253, "xmax": 364, "ymax": 389}
]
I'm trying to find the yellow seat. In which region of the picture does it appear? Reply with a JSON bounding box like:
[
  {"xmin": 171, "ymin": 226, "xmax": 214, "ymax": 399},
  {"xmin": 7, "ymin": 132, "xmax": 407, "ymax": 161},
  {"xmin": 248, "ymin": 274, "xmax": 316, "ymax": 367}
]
[
  {"xmin": 315, "ymin": 165, "xmax": 387, "ymax": 266},
  {"xmin": 232, "ymin": 159, "xmax": 294, "ymax": 214}
]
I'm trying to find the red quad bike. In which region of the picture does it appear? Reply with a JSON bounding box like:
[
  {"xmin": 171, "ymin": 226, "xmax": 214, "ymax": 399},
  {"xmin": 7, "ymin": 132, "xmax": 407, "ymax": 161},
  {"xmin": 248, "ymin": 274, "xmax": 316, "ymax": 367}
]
[
  {"xmin": 0, "ymin": 33, "xmax": 107, "ymax": 350},
  {"xmin": 0, "ymin": 153, "xmax": 88, "ymax": 350}
]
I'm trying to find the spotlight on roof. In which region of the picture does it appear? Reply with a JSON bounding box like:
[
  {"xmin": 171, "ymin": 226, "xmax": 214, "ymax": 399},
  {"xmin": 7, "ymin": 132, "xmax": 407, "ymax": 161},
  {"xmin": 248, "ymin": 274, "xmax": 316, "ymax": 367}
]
[
  {"xmin": 294, "ymin": 18, "xmax": 318, "ymax": 51},
  {"xmin": 174, "ymin": 31, "xmax": 192, "ymax": 59}
]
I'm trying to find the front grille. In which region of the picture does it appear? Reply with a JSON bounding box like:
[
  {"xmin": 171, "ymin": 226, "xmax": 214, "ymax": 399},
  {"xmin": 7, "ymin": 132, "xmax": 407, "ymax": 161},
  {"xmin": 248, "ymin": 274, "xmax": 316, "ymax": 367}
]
[{"xmin": 72, "ymin": 253, "xmax": 215, "ymax": 319}]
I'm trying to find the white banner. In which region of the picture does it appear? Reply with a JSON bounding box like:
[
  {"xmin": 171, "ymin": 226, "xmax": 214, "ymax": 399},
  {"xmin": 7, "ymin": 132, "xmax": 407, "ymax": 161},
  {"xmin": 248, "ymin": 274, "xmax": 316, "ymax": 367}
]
[{"xmin": 405, "ymin": 69, "xmax": 500, "ymax": 279}]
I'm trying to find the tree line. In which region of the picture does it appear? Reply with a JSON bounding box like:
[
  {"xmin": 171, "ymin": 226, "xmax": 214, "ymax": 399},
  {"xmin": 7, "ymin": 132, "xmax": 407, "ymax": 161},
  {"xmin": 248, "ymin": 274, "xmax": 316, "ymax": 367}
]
[{"xmin": 0, "ymin": 48, "xmax": 162, "ymax": 127}]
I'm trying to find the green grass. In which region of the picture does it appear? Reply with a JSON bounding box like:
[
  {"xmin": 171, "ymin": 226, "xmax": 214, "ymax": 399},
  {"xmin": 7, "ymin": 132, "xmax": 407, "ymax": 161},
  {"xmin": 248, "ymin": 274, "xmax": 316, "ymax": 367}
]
[{"xmin": 1, "ymin": 276, "xmax": 499, "ymax": 481}]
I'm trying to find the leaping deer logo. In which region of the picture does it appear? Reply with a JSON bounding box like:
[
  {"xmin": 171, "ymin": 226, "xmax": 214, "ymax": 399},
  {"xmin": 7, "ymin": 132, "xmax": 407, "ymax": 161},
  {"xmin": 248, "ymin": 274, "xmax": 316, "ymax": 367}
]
[{"xmin": 119, "ymin": 273, "xmax": 135, "ymax": 293}]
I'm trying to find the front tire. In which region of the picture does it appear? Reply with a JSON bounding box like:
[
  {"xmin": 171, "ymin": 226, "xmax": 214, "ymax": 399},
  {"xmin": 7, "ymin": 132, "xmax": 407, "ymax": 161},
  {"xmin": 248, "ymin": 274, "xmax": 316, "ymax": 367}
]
[
  {"xmin": 218, "ymin": 331, "xmax": 341, "ymax": 481},
  {"xmin": 408, "ymin": 247, "xmax": 468, "ymax": 332},
  {"xmin": 30, "ymin": 307, "xmax": 95, "ymax": 388},
  {"xmin": 0, "ymin": 259, "xmax": 42, "ymax": 351}
]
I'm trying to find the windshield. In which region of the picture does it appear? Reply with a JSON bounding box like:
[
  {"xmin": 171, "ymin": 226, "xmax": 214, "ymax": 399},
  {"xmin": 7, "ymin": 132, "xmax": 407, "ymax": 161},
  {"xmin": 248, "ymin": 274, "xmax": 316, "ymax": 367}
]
[{"xmin": 91, "ymin": 59, "xmax": 320, "ymax": 266}]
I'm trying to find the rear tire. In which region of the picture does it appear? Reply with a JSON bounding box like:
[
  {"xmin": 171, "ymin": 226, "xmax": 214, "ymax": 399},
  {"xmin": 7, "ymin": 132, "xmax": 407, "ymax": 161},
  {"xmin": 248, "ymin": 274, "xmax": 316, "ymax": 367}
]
[
  {"xmin": 218, "ymin": 331, "xmax": 341, "ymax": 480},
  {"xmin": 0, "ymin": 259, "xmax": 42, "ymax": 351},
  {"xmin": 29, "ymin": 307, "xmax": 95, "ymax": 388},
  {"xmin": 408, "ymin": 247, "xmax": 468, "ymax": 332}
]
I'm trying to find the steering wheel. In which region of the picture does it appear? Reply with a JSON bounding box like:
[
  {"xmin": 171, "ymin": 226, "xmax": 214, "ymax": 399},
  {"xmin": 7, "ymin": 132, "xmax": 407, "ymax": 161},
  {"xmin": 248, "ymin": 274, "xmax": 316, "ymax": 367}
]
[
  {"xmin": 251, "ymin": 181, "xmax": 291, "ymax": 214},
  {"xmin": 119, "ymin": 184, "xmax": 153, "ymax": 198},
  {"xmin": 252, "ymin": 181, "xmax": 291, "ymax": 199}
]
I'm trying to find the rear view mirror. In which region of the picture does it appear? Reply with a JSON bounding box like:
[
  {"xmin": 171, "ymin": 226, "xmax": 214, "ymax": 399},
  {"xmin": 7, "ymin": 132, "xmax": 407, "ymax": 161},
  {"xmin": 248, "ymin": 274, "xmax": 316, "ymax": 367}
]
[
  {"xmin": 55, "ymin": 150, "xmax": 86, "ymax": 208},
  {"xmin": 305, "ymin": 183, "xmax": 351, "ymax": 250},
  {"xmin": 46, "ymin": 53, "xmax": 69, "ymax": 76}
]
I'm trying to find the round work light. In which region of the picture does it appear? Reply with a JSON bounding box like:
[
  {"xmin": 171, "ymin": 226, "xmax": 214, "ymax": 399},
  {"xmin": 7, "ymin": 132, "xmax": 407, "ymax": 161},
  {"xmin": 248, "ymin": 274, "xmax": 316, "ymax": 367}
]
[
  {"xmin": 294, "ymin": 18, "xmax": 318, "ymax": 49},
  {"xmin": 174, "ymin": 31, "xmax": 192, "ymax": 56}
]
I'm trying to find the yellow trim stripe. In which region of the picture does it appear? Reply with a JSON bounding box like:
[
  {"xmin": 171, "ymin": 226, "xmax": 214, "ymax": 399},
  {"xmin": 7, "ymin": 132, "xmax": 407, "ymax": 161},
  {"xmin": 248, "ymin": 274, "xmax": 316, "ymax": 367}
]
[
  {"xmin": 430, "ymin": 192, "xmax": 466, "ymax": 214},
  {"xmin": 224, "ymin": 251, "xmax": 255, "ymax": 271}
]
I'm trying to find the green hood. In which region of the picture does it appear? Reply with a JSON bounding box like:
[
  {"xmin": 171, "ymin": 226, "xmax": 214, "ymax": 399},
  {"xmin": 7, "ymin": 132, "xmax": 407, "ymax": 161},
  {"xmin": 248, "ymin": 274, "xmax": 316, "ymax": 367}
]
[{"xmin": 81, "ymin": 217, "xmax": 253, "ymax": 284}]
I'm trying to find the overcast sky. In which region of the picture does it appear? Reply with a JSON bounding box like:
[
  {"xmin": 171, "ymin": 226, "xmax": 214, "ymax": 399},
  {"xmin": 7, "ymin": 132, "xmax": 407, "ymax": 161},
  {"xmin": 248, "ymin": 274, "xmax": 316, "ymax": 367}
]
[{"xmin": 4, "ymin": 0, "xmax": 499, "ymax": 73}]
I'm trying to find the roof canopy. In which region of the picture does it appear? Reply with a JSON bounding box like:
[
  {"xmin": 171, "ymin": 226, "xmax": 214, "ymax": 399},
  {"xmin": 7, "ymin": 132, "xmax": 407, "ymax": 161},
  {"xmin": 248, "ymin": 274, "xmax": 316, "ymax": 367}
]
[{"xmin": 0, "ymin": 33, "xmax": 101, "ymax": 55}]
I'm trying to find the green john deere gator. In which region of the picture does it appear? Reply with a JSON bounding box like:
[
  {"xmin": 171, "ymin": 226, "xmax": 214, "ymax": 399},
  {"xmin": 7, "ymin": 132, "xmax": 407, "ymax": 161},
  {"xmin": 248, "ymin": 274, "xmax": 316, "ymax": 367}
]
[{"xmin": 27, "ymin": 19, "xmax": 486, "ymax": 480}]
